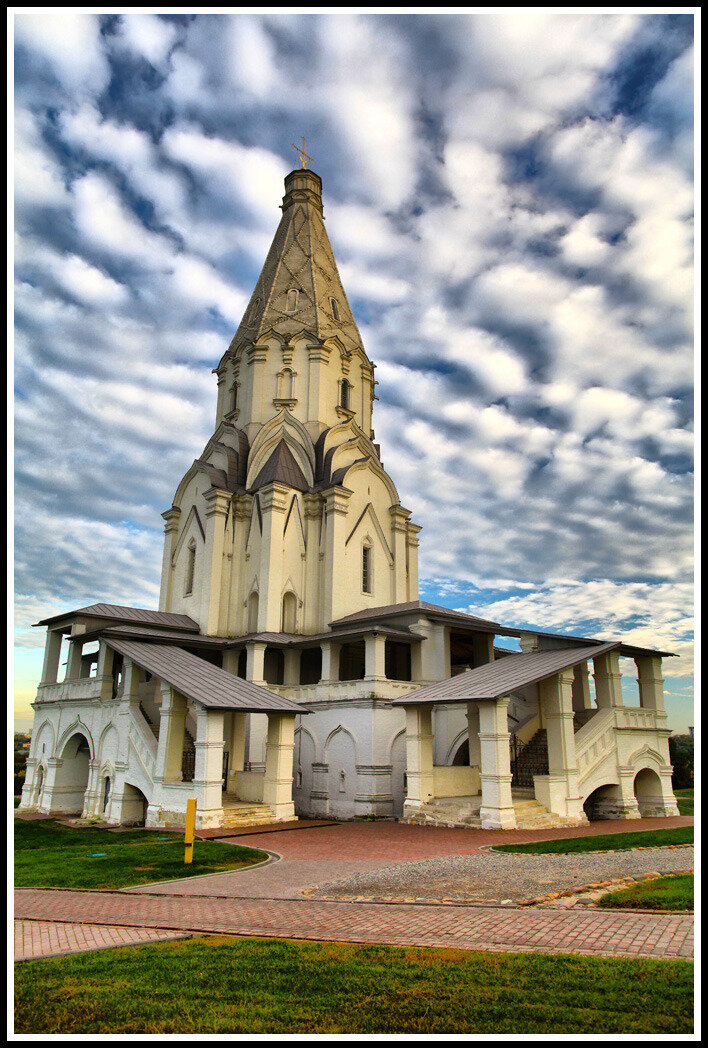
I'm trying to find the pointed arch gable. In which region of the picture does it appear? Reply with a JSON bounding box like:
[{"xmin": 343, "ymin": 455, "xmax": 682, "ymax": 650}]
[
  {"xmin": 172, "ymin": 505, "xmax": 206, "ymax": 565},
  {"xmin": 56, "ymin": 718, "xmax": 95, "ymax": 760},
  {"xmin": 246, "ymin": 409, "xmax": 316, "ymax": 489},
  {"xmin": 345, "ymin": 502, "xmax": 394, "ymax": 564},
  {"xmin": 324, "ymin": 724, "xmax": 359, "ymax": 764},
  {"xmin": 340, "ymin": 456, "xmax": 400, "ymax": 506},
  {"xmin": 322, "ymin": 417, "xmax": 373, "ymax": 460}
]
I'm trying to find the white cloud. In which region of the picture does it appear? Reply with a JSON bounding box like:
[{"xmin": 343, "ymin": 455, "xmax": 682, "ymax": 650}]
[{"xmin": 15, "ymin": 12, "xmax": 109, "ymax": 96}]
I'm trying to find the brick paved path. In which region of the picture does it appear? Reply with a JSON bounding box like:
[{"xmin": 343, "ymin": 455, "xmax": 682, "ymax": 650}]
[
  {"xmin": 14, "ymin": 888, "xmax": 693, "ymax": 960},
  {"xmin": 15, "ymin": 919, "xmax": 190, "ymax": 961}
]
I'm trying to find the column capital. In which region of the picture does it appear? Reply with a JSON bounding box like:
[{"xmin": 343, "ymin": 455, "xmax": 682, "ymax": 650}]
[
  {"xmin": 161, "ymin": 506, "xmax": 181, "ymax": 531},
  {"xmin": 258, "ymin": 482, "xmax": 290, "ymax": 513},
  {"xmin": 389, "ymin": 505, "xmax": 412, "ymax": 531},
  {"xmin": 307, "ymin": 342, "xmax": 332, "ymax": 364},
  {"xmin": 323, "ymin": 486, "xmax": 352, "ymax": 514},
  {"xmin": 203, "ymin": 487, "xmax": 232, "ymax": 518}
]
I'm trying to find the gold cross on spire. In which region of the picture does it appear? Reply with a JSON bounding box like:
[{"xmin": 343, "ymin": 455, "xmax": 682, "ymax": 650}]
[{"xmin": 292, "ymin": 136, "xmax": 315, "ymax": 169}]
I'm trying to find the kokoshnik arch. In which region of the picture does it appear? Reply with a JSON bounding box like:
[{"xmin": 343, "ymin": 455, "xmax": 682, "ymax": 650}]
[{"xmin": 20, "ymin": 165, "xmax": 680, "ymax": 831}]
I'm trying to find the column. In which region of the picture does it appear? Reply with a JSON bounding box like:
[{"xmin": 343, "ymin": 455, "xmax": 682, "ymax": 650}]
[
  {"xmin": 572, "ymin": 662, "xmax": 593, "ymax": 711},
  {"xmin": 389, "ymin": 506, "xmax": 411, "ymax": 604},
  {"xmin": 405, "ymin": 524, "xmax": 421, "ymax": 601},
  {"xmin": 262, "ymin": 712, "xmax": 296, "ymax": 820},
  {"xmin": 257, "ymin": 482, "xmax": 290, "ymax": 632},
  {"xmin": 537, "ymin": 670, "xmax": 585, "ymax": 821},
  {"xmin": 410, "ymin": 618, "xmax": 449, "ymax": 683},
  {"xmin": 228, "ymin": 712, "xmax": 248, "ymax": 773},
  {"xmin": 320, "ymin": 640, "xmax": 341, "ymax": 683},
  {"xmin": 283, "ymin": 649, "xmax": 300, "ymax": 687},
  {"xmin": 246, "ymin": 641, "xmax": 267, "ymax": 683},
  {"xmin": 204, "ymin": 488, "xmax": 232, "ymax": 636},
  {"xmin": 154, "ymin": 683, "xmax": 188, "ymax": 782},
  {"xmin": 478, "ymin": 698, "xmax": 516, "ymax": 829},
  {"xmin": 65, "ymin": 637, "xmax": 84, "ymax": 680},
  {"xmin": 402, "ymin": 705, "xmax": 434, "ymax": 815},
  {"xmin": 322, "ymin": 487, "xmax": 352, "ymax": 624},
  {"xmin": 82, "ymin": 759, "xmax": 103, "ymax": 818},
  {"xmin": 593, "ymin": 650, "xmax": 623, "ymax": 708},
  {"xmin": 472, "ymin": 633, "xmax": 494, "ymax": 667},
  {"xmin": 158, "ymin": 506, "xmax": 181, "ymax": 612},
  {"xmin": 193, "ymin": 706, "xmax": 225, "ymax": 824},
  {"xmin": 635, "ymin": 655, "xmax": 665, "ymax": 712},
  {"xmin": 364, "ymin": 632, "xmax": 387, "ymax": 683},
  {"xmin": 306, "ymin": 342, "xmax": 332, "ymax": 425},
  {"xmin": 302, "ymin": 493, "xmax": 323, "ymax": 632},
  {"xmin": 518, "ymin": 632, "xmax": 538, "ymax": 654},
  {"xmin": 40, "ymin": 630, "xmax": 63, "ymax": 684},
  {"xmin": 96, "ymin": 641, "xmax": 116, "ymax": 700},
  {"xmin": 466, "ymin": 703, "xmax": 481, "ymax": 768}
]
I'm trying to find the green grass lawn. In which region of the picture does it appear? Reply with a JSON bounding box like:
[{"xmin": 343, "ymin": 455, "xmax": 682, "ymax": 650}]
[
  {"xmin": 14, "ymin": 817, "xmax": 267, "ymax": 890},
  {"xmin": 493, "ymin": 825, "xmax": 693, "ymax": 855},
  {"xmin": 14, "ymin": 936, "xmax": 694, "ymax": 1034},
  {"xmin": 598, "ymin": 874, "xmax": 693, "ymax": 912},
  {"xmin": 675, "ymin": 789, "xmax": 694, "ymax": 816}
]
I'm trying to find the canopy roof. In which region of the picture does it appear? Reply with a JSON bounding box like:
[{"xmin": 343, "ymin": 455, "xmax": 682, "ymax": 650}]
[
  {"xmin": 105, "ymin": 638, "xmax": 307, "ymax": 714},
  {"xmin": 34, "ymin": 603, "xmax": 200, "ymax": 633},
  {"xmin": 393, "ymin": 642, "xmax": 618, "ymax": 706}
]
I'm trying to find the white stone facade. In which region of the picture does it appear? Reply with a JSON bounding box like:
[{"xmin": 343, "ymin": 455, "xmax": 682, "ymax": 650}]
[{"xmin": 19, "ymin": 166, "xmax": 680, "ymax": 832}]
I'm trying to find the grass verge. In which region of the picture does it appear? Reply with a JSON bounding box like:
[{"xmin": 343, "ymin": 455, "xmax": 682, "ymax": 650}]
[
  {"xmin": 598, "ymin": 874, "xmax": 693, "ymax": 912},
  {"xmin": 15, "ymin": 817, "xmax": 267, "ymax": 890},
  {"xmin": 674, "ymin": 790, "xmax": 694, "ymax": 817},
  {"xmin": 493, "ymin": 826, "xmax": 693, "ymax": 854},
  {"xmin": 14, "ymin": 936, "xmax": 694, "ymax": 1034}
]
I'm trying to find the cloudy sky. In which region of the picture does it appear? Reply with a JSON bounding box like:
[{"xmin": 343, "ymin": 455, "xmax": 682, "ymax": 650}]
[{"xmin": 13, "ymin": 12, "xmax": 694, "ymax": 731}]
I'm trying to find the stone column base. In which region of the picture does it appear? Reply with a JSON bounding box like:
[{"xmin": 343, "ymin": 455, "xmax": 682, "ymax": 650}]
[{"xmin": 480, "ymin": 805, "xmax": 517, "ymax": 830}]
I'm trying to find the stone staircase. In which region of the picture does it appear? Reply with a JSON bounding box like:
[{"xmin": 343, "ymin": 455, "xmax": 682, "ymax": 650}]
[
  {"xmin": 510, "ymin": 788, "xmax": 583, "ymax": 829},
  {"xmin": 404, "ymin": 789, "xmax": 580, "ymax": 830},
  {"xmin": 218, "ymin": 795, "xmax": 278, "ymax": 828}
]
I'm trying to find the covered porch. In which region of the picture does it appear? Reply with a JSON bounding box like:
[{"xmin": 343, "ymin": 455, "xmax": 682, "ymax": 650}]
[
  {"xmin": 394, "ymin": 641, "xmax": 677, "ymax": 830},
  {"xmin": 102, "ymin": 637, "xmax": 309, "ymax": 830}
]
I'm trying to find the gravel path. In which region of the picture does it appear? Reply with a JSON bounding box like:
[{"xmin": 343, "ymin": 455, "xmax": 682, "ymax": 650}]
[{"xmin": 305, "ymin": 846, "xmax": 694, "ymax": 904}]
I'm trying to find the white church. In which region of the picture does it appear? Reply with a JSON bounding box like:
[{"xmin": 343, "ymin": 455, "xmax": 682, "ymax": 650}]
[{"xmin": 19, "ymin": 164, "xmax": 680, "ymax": 832}]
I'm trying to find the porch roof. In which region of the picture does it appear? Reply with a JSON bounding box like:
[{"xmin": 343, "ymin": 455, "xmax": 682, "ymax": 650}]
[
  {"xmin": 393, "ymin": 642, "xmax": 618, "ymax": 706},
  {"xmin": 34, "ymin": 603, "xmax": 200, "ymax": 633},
  {"xmin": 104, "ymin": 638, "xmax": 308, "ymax": 714}
]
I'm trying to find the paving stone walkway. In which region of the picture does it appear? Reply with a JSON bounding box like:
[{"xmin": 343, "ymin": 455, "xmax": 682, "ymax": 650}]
[
  {"xmin": 14, "ymin": 919, "xmax": 190, "ymax": 961},
  {"xmin": 14, "ymin": 888, "xmax": 693, "ymax": 960},
  {"xmin": 14, "ymin": 817, "xmax": 693, "ymax": 962}
]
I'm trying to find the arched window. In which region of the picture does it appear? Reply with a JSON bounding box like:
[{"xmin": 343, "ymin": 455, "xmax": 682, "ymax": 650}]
[
  {"xmin": 330, "ymin": 297, "xmax": 340, "ymax": 321},
  {"xmin": 247, "ymin": 591, "xmax": 259, "ymax": 633},
  {"xmin": 286, "ymin": 289, "xmax": 299, "ymax": 313},
  {"xmin": 230, "ymin": 383, "xmax": 238, "ymax": 414},
  {"xmin": 185, "ymin": 542, "xmax": 196, "ymax": 596},
  {"xmin": 249, "ymin": 297, "xmax": 261, "ymax": 322},
  {"xmin": 362, "ymin": 544, "xmax": 372, "ymax": 593},
  {"xmin": 281, "ymin": 591, "xmax": 297, "ymax": 633},
  {"xmin": 280, "ymin": 369, "xmax": 294, "ymax": 399},
  {"xmin": 340, "ymin": 379, "xmax": 350, "ymax": 411},
  {"xmin": 103, "ymin": 776, "xmax": 111, "ymax": 813}
]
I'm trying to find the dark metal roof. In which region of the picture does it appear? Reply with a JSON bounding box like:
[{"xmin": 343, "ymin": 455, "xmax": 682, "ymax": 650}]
[
  {"xmin": 104, "ymin": 638, "xmax": 307, "ymax": 713},
  {"xmin": 86, "ymin": 624, "xmax": 230, "ymax": 647},
  {"xmin": 249, "ymin": 440, "xmax": 309, "ymax": 493},
  {"xmin": 393, "ymin": 643, "xmax": 618, "ymax": 706},
  {"xmin": 34, "ymin": 604, "xmax": 201, "ymax": 632},
  {"xmin": 330, "ymin": 601, "xmax": 501, "ymax": 632},
  {"xmin": 494, "ymin": 625, "xmax": 676, "ymax": 659}
]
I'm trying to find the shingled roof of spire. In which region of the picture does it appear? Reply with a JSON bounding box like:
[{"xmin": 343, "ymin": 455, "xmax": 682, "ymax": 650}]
[{"xmin": 227, "ymin": 168, "xmax": 366, "ymax": 356}]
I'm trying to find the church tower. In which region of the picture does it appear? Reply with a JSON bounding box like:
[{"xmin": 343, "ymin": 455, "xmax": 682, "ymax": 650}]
[{"xmin": 158, "ymin": 167, "xmax": 421, "ymax": 638}]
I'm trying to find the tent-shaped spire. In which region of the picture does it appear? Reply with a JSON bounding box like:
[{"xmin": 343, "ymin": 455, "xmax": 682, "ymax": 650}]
[{"xmin": 229, "ymin": 168, "xmax": 365, "ymax": 355}]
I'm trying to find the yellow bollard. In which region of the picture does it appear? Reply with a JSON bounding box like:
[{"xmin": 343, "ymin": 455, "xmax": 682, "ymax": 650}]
[{"xmin": 184, "ymin": 798, "xmax": 197, "ymax": 864}]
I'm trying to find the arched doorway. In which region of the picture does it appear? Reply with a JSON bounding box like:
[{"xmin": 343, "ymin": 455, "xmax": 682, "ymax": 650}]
[
  {"xmin": 583, "ymin": 782, "xmax": 624, "ymax": 821},
  {"xmin": 121, "ymin": 783, "xmax": 149, "ymax": 825},
  {"xmin": 52, "ymin": 732, "xmax": 91, "ymax": 814},
  {"xmin": 634, "ymin": 767, "xmax": 663, "ymax": 817}
]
